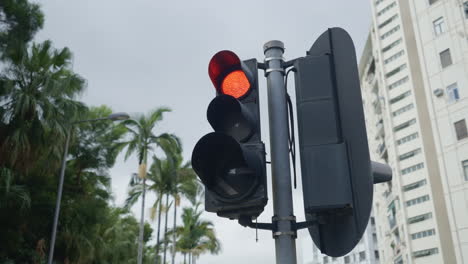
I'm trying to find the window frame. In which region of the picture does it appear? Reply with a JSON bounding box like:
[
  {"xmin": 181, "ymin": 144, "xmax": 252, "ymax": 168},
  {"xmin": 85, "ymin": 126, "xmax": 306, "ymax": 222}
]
[
  {"xmin": 462, "ymin": 160, "xmax": 468, "ymax": 181},
  {"xmin": 433, "ymin": 17, "xmax": 445, "ymax": 36},
  {"xmin": 446, "ymin": 82, "xmax": 460, "ymax": 103},
  {"xmin": 454, "ymin": 119, "xmax": 468, "ymax": 141},
  {"xmin": 440, "ymin": 49, "xmax": 453, "ymax": 68}
]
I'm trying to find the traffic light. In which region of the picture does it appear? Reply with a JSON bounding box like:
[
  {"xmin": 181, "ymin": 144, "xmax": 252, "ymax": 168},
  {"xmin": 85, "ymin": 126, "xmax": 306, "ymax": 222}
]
[
  {"xmin": 191, "ymin": 50, "xmax": 267, "ymax": 220},
  {"xmin": 294, "ymin": 28, "xmax": 391, "ymax": 257}
]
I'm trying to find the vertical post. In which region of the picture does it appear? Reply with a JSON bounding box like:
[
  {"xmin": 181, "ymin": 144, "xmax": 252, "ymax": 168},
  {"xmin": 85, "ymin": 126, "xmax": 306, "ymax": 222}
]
[
  {"xmin": 137, "ymin": 177, "xmax": 146, "ymax": 264},
  {"xmin": 263, "ymin": 40, "xmax": 297, "ymax": 264},
  {"xmin": 47, "ymin": 129, "xmax": 71, "ymax": 264}
]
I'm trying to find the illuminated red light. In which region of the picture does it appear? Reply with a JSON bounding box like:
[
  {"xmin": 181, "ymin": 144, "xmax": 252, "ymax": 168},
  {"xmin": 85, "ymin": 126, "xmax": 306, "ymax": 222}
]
[
  {"xmin": 208, "ymin": 50, "xmax": 252, "ymax": 99},
  {"xmin": 221, "ymin": 70, "xmax": 251, "ymax": 99}
]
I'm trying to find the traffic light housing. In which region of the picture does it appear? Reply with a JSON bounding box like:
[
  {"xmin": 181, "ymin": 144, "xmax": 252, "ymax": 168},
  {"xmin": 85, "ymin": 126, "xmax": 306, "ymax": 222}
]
[
  {"xmin": 294, "ymin": 28, "xmax": 388, "ymax": 257},
  {"xmin": 192, "ymin": 51, "xmax": 267, "ymax": 220}
]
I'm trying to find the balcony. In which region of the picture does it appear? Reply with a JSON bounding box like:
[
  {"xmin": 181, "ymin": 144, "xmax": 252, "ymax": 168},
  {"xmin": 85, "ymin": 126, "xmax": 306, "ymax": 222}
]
[
  {"xmin": 377, "ymin": 142, "xmax": 387, "ymax": 158},
  {"xmin": 372, "ymin": 95, "xmax": 382, "ymax": 115},
  {"xmin": 366, "ymin": 73, "xmax": 376, "ymax": 85},
  {"xmin": 375, "ymin": 119, "xmax": 385, "ymax": 138}
]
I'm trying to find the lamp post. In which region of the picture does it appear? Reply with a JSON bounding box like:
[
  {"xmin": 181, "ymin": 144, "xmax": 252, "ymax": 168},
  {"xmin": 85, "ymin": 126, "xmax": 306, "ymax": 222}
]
[{"xmin": 47, "ymin": 112, "xmax": 130, "ymax": 264}]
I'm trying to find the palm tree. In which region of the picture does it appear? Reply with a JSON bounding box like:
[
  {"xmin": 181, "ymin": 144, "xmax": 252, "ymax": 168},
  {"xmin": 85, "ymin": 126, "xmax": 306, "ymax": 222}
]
[
  {"xmin": 167, "ymin": 153, "xmax": 199, "ymax": 264},
  {"xmin": 170, "ymin": 204, "xmax": 220, "ymax": 264},
  {"xmin": 127, "ymin": 155, "xmax": 175, "ymax": 264},
  {"xmin": 120, "ymin": 108, "xmax": 179, "ymax": 264},
  {"xmin": 126, "ymin": 152, "xmax": 199, "ymax": 264},
  {"xmin": 0, "ymin": 40, "xmax": 86, "ymax": 171},
  {"xmin": 150, "ymin": 152, "xmax": 199, "ymax": 264}
]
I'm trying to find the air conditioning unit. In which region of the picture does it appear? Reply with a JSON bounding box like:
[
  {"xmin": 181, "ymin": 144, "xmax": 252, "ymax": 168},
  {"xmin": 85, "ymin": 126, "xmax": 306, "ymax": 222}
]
[{"xmin": 433, "ymin": 88, "xmax": 444, "ymax": 97}]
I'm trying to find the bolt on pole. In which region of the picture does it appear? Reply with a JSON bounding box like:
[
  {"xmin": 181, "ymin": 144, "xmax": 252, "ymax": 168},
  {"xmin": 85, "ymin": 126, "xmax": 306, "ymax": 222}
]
[{"xmin": 263, "ymin": 40, "xmax": 297, "ymax": 264}]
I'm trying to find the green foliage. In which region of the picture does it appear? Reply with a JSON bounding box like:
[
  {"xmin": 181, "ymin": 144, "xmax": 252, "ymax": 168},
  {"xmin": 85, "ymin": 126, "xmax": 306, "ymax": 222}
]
[
  {"xmin": 0, "ymin": 0, "xmax": 44, "ymax": 60},
  {"xmin": 119, "ymin": 108, "xmax": 180, "ymax": 164},
  {"xmin": 0, "ymin": 105, "xmax": 156, "ymax": 263},
  {"xmin": 170, "ymin": 204, "xmax": 221, "ymax": 262},
  {"xmin": 119, "ymin": 108, "xmax": 182, "ymax": 264},
  {"xmin": 0, "ymin": 1, "xmax": 217, "ymax": 264},
  {"xmin": 0, "ymin": 39, "xmax": 87, "ymax": 170}
]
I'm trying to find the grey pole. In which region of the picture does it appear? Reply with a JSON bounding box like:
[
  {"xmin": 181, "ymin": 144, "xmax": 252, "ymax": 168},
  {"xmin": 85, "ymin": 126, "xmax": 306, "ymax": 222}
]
[
  {"xmin": 46, "ymin": 112, "xmax": 129, "ymax": 264},
  {"xmin": 263, "ymin": 40, "xmax": 297, "ymax": 264},
  {"xmin": 47, "ymin": 129, "xmax": 71, "ymax": 264}
]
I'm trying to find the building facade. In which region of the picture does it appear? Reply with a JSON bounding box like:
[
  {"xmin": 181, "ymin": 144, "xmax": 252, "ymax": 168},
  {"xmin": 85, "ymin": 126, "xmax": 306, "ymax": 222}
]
[
  {"xmin": 308, "ymin": 215, "xmax": 380, "ymax": 264},
  {"xmin": 361, "ymin": 0, "xmax": 468, "ymax": 263}
]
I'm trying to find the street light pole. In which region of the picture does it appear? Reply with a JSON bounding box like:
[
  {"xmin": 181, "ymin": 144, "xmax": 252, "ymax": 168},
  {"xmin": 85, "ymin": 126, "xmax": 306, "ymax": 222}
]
[
  {"xmin": 47, "ymin": 112, "xmax": 129, "ymax": 264},
  {"xmin": 47, "ymin": 129, "xmax": 71, "ymax": 264}
]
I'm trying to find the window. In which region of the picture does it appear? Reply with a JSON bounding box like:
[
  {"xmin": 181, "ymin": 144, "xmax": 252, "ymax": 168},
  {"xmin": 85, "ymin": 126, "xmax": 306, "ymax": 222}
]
[
  {"xmin": 381, "ymin": 25, "xmax": 401, "ymax": 40},
  {"xmin": 396, "ymin": 132, "xmax": 419, "ymax": 145},
  {"xmin": 401, "ymin": 162, "xmax": 424, "ymax": 175},
  {"xmin": 390, "ymin": 90, "xmax": 411, "ymax": 104},
  {"xmin": 359, "ymin": 251, "xmax": 366, "ymax": 261},
  {"xmin": 462, "ymin": 160, "xmax": 468, "ymax": 181},
  {"xmin": 429, "ymin": 0, "xmax": 439, "ymax": 4},
  {"xmin": 464, "ymin": 2, "xmax": 468, "ymax": 19},
  {"xmin": 386, "ymin": 64, "xmax": 407, "ymax": 78},
  {"xmin": 440, "ymin": 49, "xmax": 453, "ymax": 68},
  {"xmin": 454, "ymin": 119, "xmax": 468, "ymax": 140},
  {"xmin": 384, "ymin": 50, "xmax": 405, "ymax": 64},
  {"xmin": 344, "ymin": 256, "xmax": 350, "ymax": 264},
  {"xmin": 413, "ymin": 248, "xmax": 438, "ymax": 258},
  {"xmin": 408, "ymin": 212, "xmax": 432, "ymax": 224},
  {"xmin": 379, "ymin": 14, "xmax": 399, "ymax": 29},
  {"xmin": 411, "ymin": 229, "xmax": 436, "ymax": 240},
  {"xmin": 382, "ymin": 38, "xmax": 402, "ymax": 53},
  {"xmin": 394, "ymin": 118, "xmax": 416, "ymax": 132},
  {"xmin": 377, "ymin": 2, "xmax": 396, "ymax": 16},
  {"xmin": 376, "ymin": 0, "xmax": 386, "ymax": 5},
  {"xmin": 375, "ymin": 250, "xmax": 380, "ymax": 259},
  {"xmin": 403, "ymin": 179, "xmax": 427, "ymax": 192},
  {"xmin": 399, "ymin": 148, "xmax": 421, "ymax": 161},
  {"xmin": 389, "ymin": 76, "xmax": 409, "ymax": 90},
  {"xmin": 433, "ymin": 17, "xmax": 445, "ymax": 36},
  {"xmin": 395, "ymin": 255, "xmax": 403, "ymax": 264},
  {"xmin": 406, "ymin": 194, "xmax": 430, "ymax": 206},
  {"xmin": 446, "ymin": 83, "xmax": 459, "ymax": 103},
  {"xmin": 393, "ymin": 103, "xmax": 414, "ymax": 116}
]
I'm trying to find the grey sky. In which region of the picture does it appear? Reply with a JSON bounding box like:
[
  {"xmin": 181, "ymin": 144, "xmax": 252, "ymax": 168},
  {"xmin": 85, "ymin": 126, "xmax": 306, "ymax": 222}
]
[{"xmin": 35, "ymin": 1, "xmax": 371, "ymax": 263}]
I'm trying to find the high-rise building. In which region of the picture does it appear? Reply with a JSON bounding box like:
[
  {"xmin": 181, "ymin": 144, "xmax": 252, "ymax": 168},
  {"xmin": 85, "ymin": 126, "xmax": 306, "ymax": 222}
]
[
  {"xmin": 308, "ymin": 215, "xmax": 380, "ymax": 264},
  {"xmin": 360, "ymin": 0, "xmax": 468, "ymax": 263}
]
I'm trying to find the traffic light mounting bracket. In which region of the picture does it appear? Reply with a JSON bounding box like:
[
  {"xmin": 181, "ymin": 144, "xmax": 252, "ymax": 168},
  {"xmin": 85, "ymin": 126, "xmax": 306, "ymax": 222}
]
[{"xmin": 238, "ymin": 215, "xmax": 322, "ymax": 239}]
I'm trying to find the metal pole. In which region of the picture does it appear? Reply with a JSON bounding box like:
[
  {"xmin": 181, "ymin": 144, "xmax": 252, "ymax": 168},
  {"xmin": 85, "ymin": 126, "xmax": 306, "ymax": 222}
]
[
  {"xmin": 263, "ymin": 40, "xmax": 297, "ymax": 264},
  {"xmin": 47, "ymin": 129, "xmax": 71, "ymax": 264}
]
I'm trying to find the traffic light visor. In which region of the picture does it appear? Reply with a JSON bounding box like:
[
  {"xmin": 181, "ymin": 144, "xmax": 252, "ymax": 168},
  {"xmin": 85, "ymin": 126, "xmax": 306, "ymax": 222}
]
[{"xmin": 208, "ymin": 50, "xmax": 252, "ymax": 99}]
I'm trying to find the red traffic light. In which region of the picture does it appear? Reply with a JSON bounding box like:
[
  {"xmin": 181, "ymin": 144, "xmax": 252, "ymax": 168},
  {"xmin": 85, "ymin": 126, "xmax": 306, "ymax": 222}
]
[{"xmin": 208, "ymin": 50, "xmax": 252, "ymax": 99}]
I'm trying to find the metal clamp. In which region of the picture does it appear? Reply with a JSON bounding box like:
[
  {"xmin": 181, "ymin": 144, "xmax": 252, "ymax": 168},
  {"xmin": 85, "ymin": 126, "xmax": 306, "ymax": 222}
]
[
  {"xmin": 265, "ymin": 68, "xmax": 285, "ymax": 75},
  {"xmin": 272, "ymin": 215, "xmax": 296, "ymax": 221},
  {"xmin": 273, "ymin": 231, "xmax": 296, "ymax": 238},
  {"xmin": 264, "ymin": 56, "xmax": 284, "ymax": 62},
  {"xmin": 272, "ymin": 215, "xmax": 297, "ymax": 238}
]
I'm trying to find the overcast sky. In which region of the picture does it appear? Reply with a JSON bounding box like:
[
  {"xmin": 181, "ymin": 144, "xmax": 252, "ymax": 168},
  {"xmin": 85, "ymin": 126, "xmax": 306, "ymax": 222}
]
[{"xmin": 35, "ymin": 1, "xmax": 372, "ymax": 263}]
